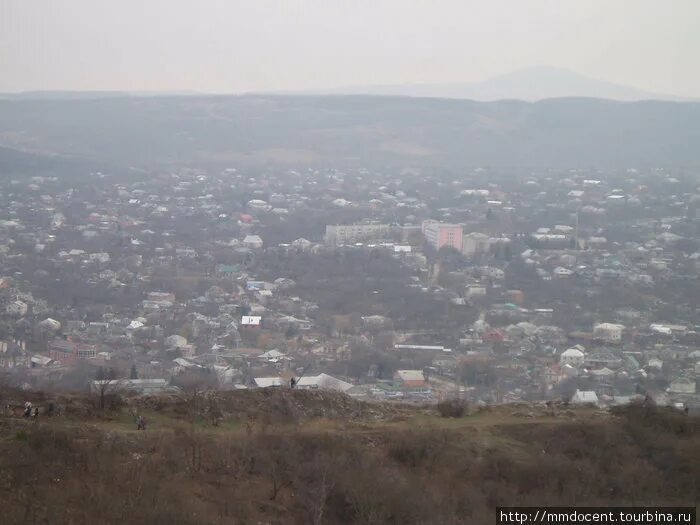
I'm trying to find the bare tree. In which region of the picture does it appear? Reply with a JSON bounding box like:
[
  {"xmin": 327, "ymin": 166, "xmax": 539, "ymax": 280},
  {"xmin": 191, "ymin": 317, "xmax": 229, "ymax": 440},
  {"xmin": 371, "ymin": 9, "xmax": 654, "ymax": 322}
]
[{"xmin": 93, "ymin": 367, "xmax": 120, "ymax": 411}]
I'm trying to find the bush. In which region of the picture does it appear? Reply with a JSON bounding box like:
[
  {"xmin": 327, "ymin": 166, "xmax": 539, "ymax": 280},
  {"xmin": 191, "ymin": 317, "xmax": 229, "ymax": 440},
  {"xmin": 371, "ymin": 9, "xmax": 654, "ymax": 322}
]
[{"xmin": 437, "ymin": 398, "xmax": 468, "ymax": 418}]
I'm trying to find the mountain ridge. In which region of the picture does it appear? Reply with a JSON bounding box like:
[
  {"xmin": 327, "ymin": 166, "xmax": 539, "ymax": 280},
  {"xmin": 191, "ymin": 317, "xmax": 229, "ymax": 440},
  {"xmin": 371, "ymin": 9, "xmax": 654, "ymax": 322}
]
[
  {"xmin": 287, "ymin": 66, "xmax": 689, "ymax": 102},
  {"xmin": 0, "ymin": 94, "xmax": 698, "ymax": 170}
]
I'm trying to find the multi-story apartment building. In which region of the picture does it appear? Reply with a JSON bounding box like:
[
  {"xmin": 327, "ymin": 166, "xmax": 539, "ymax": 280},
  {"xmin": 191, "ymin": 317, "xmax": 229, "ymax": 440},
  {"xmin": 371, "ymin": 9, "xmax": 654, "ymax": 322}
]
[
  {"xmin": 422, "ymin": 221, "xmax": 463, "ymax": 251},
  {"xmin": 48, "ymin": 340, "xmax": 98, "ymax": 364},
  {"xmin": 325, "ymin": 223, "xmax": 392, "ymax": 246}
]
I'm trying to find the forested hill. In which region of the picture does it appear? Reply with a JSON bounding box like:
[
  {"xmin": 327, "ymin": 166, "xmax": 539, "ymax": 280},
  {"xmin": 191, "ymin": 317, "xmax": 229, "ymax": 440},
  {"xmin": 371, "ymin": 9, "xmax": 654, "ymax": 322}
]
[{"xmin": 0, "ymin": 95, "xmax": 699, "ymax": 170}]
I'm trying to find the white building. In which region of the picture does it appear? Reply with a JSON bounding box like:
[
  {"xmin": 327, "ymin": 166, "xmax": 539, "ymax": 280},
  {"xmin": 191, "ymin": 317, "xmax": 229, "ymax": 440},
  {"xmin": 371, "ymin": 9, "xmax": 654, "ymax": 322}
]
[
  {"xmin": 462, "ymin": 232, "xmax": 490, "ymax": 256},
  {"xmin": 6, "ymin": 301, "xmax": 28, "ymax": 317},
  {"xmin": 647, "ymin": 358, "xmax": 663, "ymax": 370},
  {"xmin": 254, "ymin": 373, "xmax": 353, "ymax": 392},
  {"xmin": 560, "ymin": 347, "xmax": 585, "ymax": 367},
  {"xmin": 296, "ymin": 373, "xmax": 353, "ymax": 392},
  {"xmin": 324, "ymin": 223, "xmax": 391, "ymax": 246},
  {"xmin": 668, "ymin": 377, "xmax": 696, "ymax": 395},
  {"xmin": 553, "ymin": 267, "xmax": 574, "ymax": 279},
  {"xmin": 247, "ymin": 199, "xmax": 270, "ymax": 210},
  {"xmin": 290, "ymin": 238, "xmax": 313, "ymax": 251},
  {"xmin": 38, "ymin": 318, "xmax": 61, "ymax": 332},
  {"xmin": 571, "ymin": 390, "xmax": 599, "ymax": 405},
  {"xmin": 241, "ymin": 315, "xmax": 262, "ymax": 327},
  {"xmin": 593, "ymin": 323, "xmax": 624, "ymax": 343},
  {"xmin": 242, "ymin": 235, "xmax": 263, "ymax": 249}
]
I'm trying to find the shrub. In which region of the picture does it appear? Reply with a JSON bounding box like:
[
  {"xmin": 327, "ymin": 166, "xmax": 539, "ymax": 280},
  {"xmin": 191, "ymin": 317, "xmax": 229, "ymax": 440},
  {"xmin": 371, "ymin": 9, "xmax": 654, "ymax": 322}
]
[{"xmin": 437, "ymin": 398, "xmax": 468, "ymax": 418}]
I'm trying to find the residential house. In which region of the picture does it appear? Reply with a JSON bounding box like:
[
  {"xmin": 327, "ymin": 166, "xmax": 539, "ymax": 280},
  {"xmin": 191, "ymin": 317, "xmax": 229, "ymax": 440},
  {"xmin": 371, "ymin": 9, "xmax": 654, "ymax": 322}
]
[
  {"xmin": 593, "ymin": 323, "xmax": 624, "ymax": 343},
  {"xmin": 668, "ymin": 376, "xmax": 696, "ymax": 395},
  {"xmin": 571, "ymin": 390, "xmax": 599, "ymax": 405},
  {"xmin": 394, "ymin": 369, "xmax": 427, "ymax": 389},
  {"xmin": 560, "ymin": 347, "xmax": 585, "ymax": 367},
  {"xmin": 585, "ymin": 349, "xmax": 623, "ymax": 369},
  {"xmin": 242, "ymin": 235, "xmax": 263, "ymax": 249},
  {"xmin": 6, "ymin": 300, "xmax": 27, "ymax": 317},
  {"xmin": 241, "ymin": 315, "xmax": 262, "ymax": 328}
]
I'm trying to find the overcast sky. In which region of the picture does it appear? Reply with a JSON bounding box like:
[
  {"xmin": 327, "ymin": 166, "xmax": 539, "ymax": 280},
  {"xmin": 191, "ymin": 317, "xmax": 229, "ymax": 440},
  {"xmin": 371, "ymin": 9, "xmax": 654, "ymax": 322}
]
[{"xmin": 1, "ymin": 0, "xmax": 698, "ymax": 96}]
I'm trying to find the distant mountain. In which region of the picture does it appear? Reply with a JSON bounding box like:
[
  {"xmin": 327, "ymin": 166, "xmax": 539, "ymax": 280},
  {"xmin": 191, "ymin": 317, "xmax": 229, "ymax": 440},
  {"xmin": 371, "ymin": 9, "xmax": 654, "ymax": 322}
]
[
  {"xmin": 0, "ymin": 95, "xmax": 698, "ymax": 170},
  {"xmin": 2, "ymin": 69, "xmax": 682, "ymax": 102},
  {"xmin": 311, "ymin": 66, "xmax": 683, "ymax": 102}
]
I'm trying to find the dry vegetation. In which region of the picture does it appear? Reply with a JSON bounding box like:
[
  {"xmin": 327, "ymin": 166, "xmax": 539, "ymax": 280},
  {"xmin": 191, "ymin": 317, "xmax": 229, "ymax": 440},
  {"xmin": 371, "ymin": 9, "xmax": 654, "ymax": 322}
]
[{"xmin": 0, "ymin": 387, "xmax": 697, "ymax": 524}]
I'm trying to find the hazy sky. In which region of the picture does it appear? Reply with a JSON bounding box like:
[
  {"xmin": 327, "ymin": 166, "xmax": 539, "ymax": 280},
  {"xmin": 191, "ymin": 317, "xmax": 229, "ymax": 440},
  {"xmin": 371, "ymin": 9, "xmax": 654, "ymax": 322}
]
[{"xmin": 1, "ymin": 0, "xmax": 699, "ymax": 96}]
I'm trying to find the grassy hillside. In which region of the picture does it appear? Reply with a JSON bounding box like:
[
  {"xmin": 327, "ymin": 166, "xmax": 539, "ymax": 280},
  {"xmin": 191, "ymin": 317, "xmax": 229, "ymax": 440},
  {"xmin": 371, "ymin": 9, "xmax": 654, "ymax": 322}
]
[
  {"xmin": 0, "ymin": 388, "xmax": 697, "ymax": 524},
  {"xmin": 0, "ymin": 96, "xmax": 699, "ymax": 170}
]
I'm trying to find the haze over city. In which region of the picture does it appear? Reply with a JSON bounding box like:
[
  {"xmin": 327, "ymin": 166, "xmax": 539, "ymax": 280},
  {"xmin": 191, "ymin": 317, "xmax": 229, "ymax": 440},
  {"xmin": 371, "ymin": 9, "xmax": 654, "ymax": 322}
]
[{"xmin": 2, "ymin": 0, "xmax": 700, "ymax": 98}]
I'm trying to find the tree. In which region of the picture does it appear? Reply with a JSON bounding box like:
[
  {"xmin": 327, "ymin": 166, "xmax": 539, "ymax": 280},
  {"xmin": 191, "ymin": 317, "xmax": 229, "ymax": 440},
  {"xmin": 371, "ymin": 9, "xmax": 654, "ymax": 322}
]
[
  {"xmin": 504, "ymin": 243, "xmax": 512, "ymax": 261},
  {"xmin": 129, "ymin": 364, "xmax": 138, "ymax": 380},
  {"xmin": 285, "ymin": 325, "xmax": 298, "ymax": 339},
  {"xmin": 457, "ymin": 358, "xmax": 496, "ymax": 387},
  {"xmin": 94, "ymin": 367, "xmax": 118, "ymax": 411},
  {"xmin": 172, "ymin": 370, "xmax": 218, "ymax": 423}
]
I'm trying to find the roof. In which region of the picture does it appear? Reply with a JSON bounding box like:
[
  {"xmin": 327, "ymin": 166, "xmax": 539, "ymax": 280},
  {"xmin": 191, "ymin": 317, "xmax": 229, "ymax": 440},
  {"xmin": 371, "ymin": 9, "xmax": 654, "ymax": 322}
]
[
  {"xmin": 561, "ymin": 348, "xmax": 584, "ymax": 357},
  {"xmin": 254, "ymin": 373, "xmax": 353, "ymax": 392},
  {"xmin": 173, "ymin": 358, "xmax": 203, "ymax": 369},
  {"xmin": 297, "ymin": 373, "xmax": 353, "ymax": 392},
  {"xmin": 594, "ymin": 323, "xmax": 625, "ymax": 330},
  {"xmin": 259, "ymin": 349, "xmax": 286, "ymax": 359},
  {"xmin": 254, "ymin": 377, "xmax": 285, "ymax": 388},
  {"xmin": 31, "ymin": 355, "xmax": 53, "ymax": 366},
  {"xmin": 396, "ymin": 370, "xmax": 425, "ymax": 382},
  {"xmin": 49, "ymin": 340, "xmax": 97, "ymax": 354},
  {"xmin": 571, "ymin": 390, "xmax": 598, "ymax": 404},
  {"xmin": 670, "ymin": 376, "xmax": 694, "ymax": 385}
]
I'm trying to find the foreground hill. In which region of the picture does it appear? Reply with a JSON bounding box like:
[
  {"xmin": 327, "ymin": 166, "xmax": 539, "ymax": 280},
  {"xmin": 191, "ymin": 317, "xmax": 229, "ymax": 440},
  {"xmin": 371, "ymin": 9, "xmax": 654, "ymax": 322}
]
[
  {"xmin": 0, "ymin": 95, "xmax": 699, "ymax": 170},
  {"xmin": 0, "ymin": 388, "xmax": 697, "ymax": 524}
]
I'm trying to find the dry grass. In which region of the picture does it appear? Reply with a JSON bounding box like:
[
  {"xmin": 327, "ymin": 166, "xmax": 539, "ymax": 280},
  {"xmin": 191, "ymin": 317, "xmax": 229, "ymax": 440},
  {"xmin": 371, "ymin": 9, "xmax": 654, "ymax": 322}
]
[{"xmin": 0, "ymin": 388, "xmax": 697, "ymax": 524}]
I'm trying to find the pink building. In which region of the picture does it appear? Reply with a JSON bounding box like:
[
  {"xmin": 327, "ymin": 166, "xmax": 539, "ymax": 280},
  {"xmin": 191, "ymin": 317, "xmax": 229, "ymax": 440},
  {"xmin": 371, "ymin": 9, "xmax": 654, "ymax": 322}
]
[{"xmin": 422, "ymin": 221, "xmax": 463, "ymax": 251}]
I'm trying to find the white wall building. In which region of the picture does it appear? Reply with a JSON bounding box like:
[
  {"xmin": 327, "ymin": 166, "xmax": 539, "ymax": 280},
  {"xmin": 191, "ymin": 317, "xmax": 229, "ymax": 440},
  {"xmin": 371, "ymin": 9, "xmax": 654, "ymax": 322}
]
[
  {"xmin": 242, "ymin": 235, "xmax": 263, "ymax": 249},
  {"xmin": 560, "ymin": 347, "xmax": 585, "ymax": 367},
  {"xmin": 668, "ymin": 377, "xmax": 696, "ymax": 395},
  {"xmin": 5, "ymin": 301, "xmax": 27, "ymax": 317},
  {"xmin": 462, "ymin": 232, "xmax": 490, "ymax": 256},
  {"xmin": 325, "ymin": 224, "xmax": 391, "ymax": 246},
  {"xmin": 571, "ymin": 390, "xmax": 599, "ymax": 405},
  {"xmin": 593, "ymin": 323, "xmax": 624, "ymax": 343}
]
